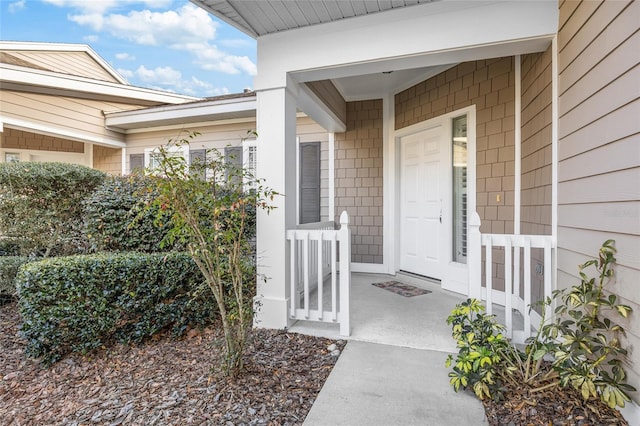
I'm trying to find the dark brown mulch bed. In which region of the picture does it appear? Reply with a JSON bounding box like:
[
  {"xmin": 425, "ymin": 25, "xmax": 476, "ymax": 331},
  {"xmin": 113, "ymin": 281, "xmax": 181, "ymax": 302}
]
[
  {"xmin": 482, "ymin": 378, "xmax": 629, "ymax": 426},
  {"xmin": 0, "ymin": 302, "xmax": 345, "ymax": 425}
]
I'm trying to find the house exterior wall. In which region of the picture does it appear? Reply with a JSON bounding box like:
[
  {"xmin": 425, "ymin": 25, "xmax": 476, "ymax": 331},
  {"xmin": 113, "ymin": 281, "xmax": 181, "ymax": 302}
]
[
  {"xmin": 520, "ymin": 46, "xmax": 553, "ymax": 302},
  {"xmin": 93, "ymin": 145, "xmax": 122, "ymax": 175},
  {"xmin": 334, "ymin": 100, "xmax": 384, "ymax": 264},
  {"xmin": 1, "ymin": 127, "xmax": 84, "ymax": 153},
  {"xmin": 1, "ymin": 90, "xmax": 136, "ymax": 144},
  {"xmin": 557, "ymin": 0, "xmax": 640, "ymax": 402},
  {"xmin": 125, "ymin": 116, "xmax": 331, "ymax": 221},
  {"xmin": 4, "ymin": 50, "xmax": 119, "ymax": 83},
  {"xmin": 395, "ymin": 57, "xmax": 516, "ymax": 289}
]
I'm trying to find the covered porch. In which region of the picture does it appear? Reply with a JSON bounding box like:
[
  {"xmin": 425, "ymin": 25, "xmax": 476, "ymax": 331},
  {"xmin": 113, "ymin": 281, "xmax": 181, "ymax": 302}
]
[
  {"xmin": 289, "ymin": 271, "xmax": 522, "ymax": 352},
  {"xmin": 200, "ymin": 1, "xmax": 561, "ymax": 342}
]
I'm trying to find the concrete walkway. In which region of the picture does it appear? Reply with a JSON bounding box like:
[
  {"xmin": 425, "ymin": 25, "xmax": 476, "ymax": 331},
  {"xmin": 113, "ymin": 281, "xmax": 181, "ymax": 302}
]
[{"xmin": 303, "ymin": 340, "xmax": 487, "ymax": 425}]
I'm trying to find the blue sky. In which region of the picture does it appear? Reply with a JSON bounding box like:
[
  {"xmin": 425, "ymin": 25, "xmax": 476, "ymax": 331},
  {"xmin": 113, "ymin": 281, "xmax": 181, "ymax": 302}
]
[{"xmin": 0, "ymin": 0, "xmax": 257, "ymax": 97}]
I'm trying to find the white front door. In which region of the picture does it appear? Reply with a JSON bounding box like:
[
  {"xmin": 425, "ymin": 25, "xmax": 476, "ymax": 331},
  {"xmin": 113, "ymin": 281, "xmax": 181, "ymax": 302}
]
[{"xmin": 399, "ymin": 124, "xmax": 447, "ymax": 279}]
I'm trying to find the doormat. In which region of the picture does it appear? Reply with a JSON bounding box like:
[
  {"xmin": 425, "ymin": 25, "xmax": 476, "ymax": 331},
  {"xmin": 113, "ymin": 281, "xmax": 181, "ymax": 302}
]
[{"xmin": 372, "ymin": 281, "xmax": 432, "ymax": 297}]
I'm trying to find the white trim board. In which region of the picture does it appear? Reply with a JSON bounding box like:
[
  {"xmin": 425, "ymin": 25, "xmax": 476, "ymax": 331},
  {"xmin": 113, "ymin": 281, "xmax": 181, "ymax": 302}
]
[
  {"xmin": 1, "ymin": 116, "xmax": 126, "ymax": 149},
  {"xmin": 0, "ymin": 40, "xmax": 128, "ymax": 85},
  {"xmin": 1, "ymin": 64, "xmax": 197, "ymax": 104}
]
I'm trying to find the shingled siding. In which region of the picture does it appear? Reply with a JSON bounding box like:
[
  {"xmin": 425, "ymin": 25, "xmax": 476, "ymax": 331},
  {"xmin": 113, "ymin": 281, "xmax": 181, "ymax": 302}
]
[
  {"xmin": 395, "ymin": 57, "xmax": 516, "ymax": 290},
  {"xmin": 1, "ymin": 127, "xmax": 84, "ymax": 153},
  {"xmin": 335, "ymin": 100, "xmax": 384, "ymax": 264},
  {"xmin": 520, "ymin": 47, "xmax": 553, "ymax": 303},
  {"xmin": 93, "ymin": 145, "xmax": 122, "ymax": 175},
  {"xmin": 557, "ymin": 0, "xmax": 640, "ymax": 401}
]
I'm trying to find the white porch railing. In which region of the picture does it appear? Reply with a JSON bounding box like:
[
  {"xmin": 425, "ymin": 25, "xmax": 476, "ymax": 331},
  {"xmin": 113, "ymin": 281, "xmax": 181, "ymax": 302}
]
[
  {"xmin": 286, "ymin": 211, "xmax": 351, "ymax": 336},
  {"xmin": 469, "ymin": 212, "xmax": 555, "ymax": 344}
]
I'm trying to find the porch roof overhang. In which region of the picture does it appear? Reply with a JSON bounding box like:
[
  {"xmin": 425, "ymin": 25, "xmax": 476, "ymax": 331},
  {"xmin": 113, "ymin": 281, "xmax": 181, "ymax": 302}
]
[
  {"xmin": 189, "ymin": 0, "xmax": 435, "ymax": 38},
  {"xmin": 193, "ymin": 1, "xmax": 558, "ymax": 133},
  {"xmin": 105, "ymin": 93, "xmax": 257, "ymax": 132}
]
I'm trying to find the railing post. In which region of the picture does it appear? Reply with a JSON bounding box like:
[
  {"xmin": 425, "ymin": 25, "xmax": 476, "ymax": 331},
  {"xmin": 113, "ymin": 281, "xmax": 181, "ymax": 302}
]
[
  {"xmin": 338, "ymin": 211, "xmax": 351, "ymax": 336},
  {"xmin": 468, "ymin": 212, "xmax": 482, "ymax": 300}
]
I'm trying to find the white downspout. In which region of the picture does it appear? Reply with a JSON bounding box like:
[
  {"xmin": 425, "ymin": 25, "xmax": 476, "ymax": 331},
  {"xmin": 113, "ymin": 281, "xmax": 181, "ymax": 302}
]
[{"xmin": 514, "ymin": 55, "xmax": 522, "ymax": 235}]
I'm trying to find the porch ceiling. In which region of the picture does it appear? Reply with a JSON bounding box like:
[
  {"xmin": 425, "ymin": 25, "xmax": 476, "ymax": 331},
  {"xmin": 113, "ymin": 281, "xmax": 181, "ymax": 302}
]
[{"xmin": 190, "ymin": 0, "xmax": 434, "ymax": 38}]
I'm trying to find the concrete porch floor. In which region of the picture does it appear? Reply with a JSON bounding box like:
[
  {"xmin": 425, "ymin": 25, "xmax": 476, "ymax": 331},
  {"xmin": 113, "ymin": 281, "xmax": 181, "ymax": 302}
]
[{"xmin": 288, "ymin": 272, "xmax": 519, "ymax": 352}]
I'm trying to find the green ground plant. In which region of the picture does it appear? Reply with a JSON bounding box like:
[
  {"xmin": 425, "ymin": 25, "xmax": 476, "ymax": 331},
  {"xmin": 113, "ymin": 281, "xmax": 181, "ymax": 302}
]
[
  {"xmin": 148, "ymin": 131, "xmax": 276, "ymax": 378},
  {"xmin": 446, "ymin": 240, "xmax": 635, "ymax": 409}
]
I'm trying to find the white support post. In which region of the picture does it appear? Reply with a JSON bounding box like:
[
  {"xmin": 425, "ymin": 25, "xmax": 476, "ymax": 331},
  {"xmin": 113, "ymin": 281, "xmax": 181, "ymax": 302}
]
[
  {"xmin": 468, "ymin": 212, "xmax": 482, "ymax": 300},
  {"xmin": 338, "ymin": 211, "xmax": 351, "ymax": 336},
  {"xmin": 254, "ymin": 84, "xmax": 298, "ymax": 330}
]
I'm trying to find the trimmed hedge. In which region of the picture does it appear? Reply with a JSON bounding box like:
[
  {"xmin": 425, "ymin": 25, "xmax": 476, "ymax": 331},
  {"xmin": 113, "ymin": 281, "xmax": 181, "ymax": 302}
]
[
  {"xmin": 16, "ymin": 252, "xmax": 216, "ymax": 365},
  {"xmin": 83, "ymin": 175, "xmax": 176, "ymax": 253},
  {"xmin": 0, "ymin": 162, "xmax": 106, "ymax": 257},
  {"xmin": 0, "ymin": 256, "xmax": 30, "ymax": 302}
]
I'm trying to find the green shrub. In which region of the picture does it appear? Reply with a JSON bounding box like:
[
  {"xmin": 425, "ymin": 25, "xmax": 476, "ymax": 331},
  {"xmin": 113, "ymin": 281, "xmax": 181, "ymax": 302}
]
[
  {"xmin": 16, "ymin": 252, "xmax": 216, "ymax": 365},
  {"xmin": 0, "ymin": 256, "xmax": 30, "ymax": 302},
  {"xmin": 446, "ymin": 240, "xmax": 635, "ymax": 409},
  {"xmin": 0, "ymin": 238, "xmax": 21, "ymax": 256},
  {"xmin": 0, "ymin": 162, "xmax": 106, "ymax": 257},
  {"xmin": 83, "ymin": 175, "xmax": 176, "ymax": 253}
]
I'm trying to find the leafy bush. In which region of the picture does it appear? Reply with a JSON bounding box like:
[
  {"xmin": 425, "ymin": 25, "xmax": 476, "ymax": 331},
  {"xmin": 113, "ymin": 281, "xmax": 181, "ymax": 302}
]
[
  {"xmin": 149, "ymin": 132, "xmax": 274, "ymax": 377},
  {"xmin": 16, "ymin": 251, "xmax": 216, "ymax": 365},
  {"xmin": 446, "ymin": 299, "xmax": 512, "ymax": 401},
  {"xmin": 83, "ymin": 175, "xmax": 176, "ymax": 253},
  {"xmin": 0, "ymin": 256, "xmax": 30, "ymax": 302},
  {"xmin": 0, "ymin": 162, "xmax": 106, "ymax": 257},
  {"xmin": 446, "ymin": 240, "xmax": 635, "ymax": 409},
  {"xmin": 0, "ymin": 238, "xmax": 21, "ymax": 256}
]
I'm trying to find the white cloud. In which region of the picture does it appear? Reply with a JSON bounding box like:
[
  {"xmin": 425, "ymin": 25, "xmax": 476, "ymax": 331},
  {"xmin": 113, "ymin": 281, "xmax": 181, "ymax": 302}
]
[
  {"xmin": 115, "ymin": 52, "xmax": 136, "ymax": 61},
  {"xmin": 116, "ymin": 68, "xmax": 134, "ymax": 79},
  {"xmin": 69, "ymin": 4, "xmax": 216, "ymax": 45},
  {"xmin": 8, "ymin": 0, "xmax": 26, "ymax": 13},
  {"xmin": 65, "ymin": 3, "xmax": 256, "ymax": 77},
  {"xmin": 119, "ymin": 65, "xmax": 230, "ymax": 97},
  {"xmin": 42, "ymin": 0, "xmax": 172, "ymax": 14},
  {"xmin": 83, "ymin": 34, "xmax": 99, "ymax": 43}
]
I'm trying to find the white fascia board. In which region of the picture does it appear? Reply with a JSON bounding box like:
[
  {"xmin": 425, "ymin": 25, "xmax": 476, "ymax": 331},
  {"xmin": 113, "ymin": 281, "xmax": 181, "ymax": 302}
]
[
  {"xmin": 105, "ymin": 97, "xmax": 257, "ymax": 129},
  {"xmin": 0, "ymin": 115, "xmax": 126, "ymax": 148},
  {"xmin": 0, "ymin": 41, "xmax": 128, "ymax": 85},
  {"xmin": 255, "ymin": 0, "xmax": 558, "ymax": 90},
  {"xmin": 1, "ymin": 64, "xmax": 198, "ymax": 104}
]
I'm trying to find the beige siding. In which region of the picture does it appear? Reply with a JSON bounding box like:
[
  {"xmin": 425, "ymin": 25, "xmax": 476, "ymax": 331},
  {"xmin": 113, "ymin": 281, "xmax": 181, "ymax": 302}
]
[
  {"xmin": 93, "ymin": 146, "xmax": 122, "ymax": 175},
  {"xmin": 1, "ymin": 128, "xmax": 84, "ymax": 153},
  {"xmin": 125, "ymin": 117, "xmax": 332, "ymax": 221},
  {"xmin": 5, "ymin": 50, "xmax": 120, "ymax": 83},
  {"xmin": 558, "ymin": 0, "xmax": 640, "ymax": 402},
  {"xmin": 0, "ymin": 90, "xmax": 141, "ymax": 144},
  {"xmin": 396, "ymin": 58, "xmax": 516, "ymax": 290},
  {"xmin": 335, "ymin": 100, "xmax": 384, "ymax": 264}
]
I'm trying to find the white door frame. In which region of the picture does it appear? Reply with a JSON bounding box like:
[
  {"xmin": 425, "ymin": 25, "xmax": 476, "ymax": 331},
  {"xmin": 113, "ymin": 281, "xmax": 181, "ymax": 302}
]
[{"xmin": 391, "ymin": 105, "xmax": 476, "ymax": 294}]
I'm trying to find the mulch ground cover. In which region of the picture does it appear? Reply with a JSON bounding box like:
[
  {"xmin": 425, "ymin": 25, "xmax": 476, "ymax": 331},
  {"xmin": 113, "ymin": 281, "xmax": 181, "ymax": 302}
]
[
  {"xmin": 482, "ymin": 374, "xmax": 629, "ymax": 426},
  {"xmin": 1, "ymin": 302, "xmax": 345, "ymax": 425}
]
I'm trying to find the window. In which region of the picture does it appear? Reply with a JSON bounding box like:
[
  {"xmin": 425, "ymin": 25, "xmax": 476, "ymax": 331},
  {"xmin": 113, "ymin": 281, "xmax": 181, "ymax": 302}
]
[
  {"xmin": 299, "ymin": 142, "xmax": 321, "ymax": 224},
  {"xmin": 4, "ymin": 153, "xmax": 20, "ymax": 163},
  {"xmin": 243, "ymin": 139, "xmax": 258, "ymax": 190},
  {"xmin": 452, "ymin": 115, "xmax": 468, "ymax": 263},
  {"xmin": 143, "ymin": 146, "xmax": 188, "ymax": 175}
]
